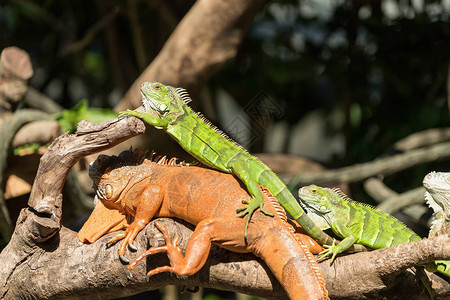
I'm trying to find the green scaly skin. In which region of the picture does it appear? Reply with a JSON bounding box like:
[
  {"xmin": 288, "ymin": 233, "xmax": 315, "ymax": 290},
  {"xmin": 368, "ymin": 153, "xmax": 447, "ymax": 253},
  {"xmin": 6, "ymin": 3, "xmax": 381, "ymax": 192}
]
[
  {"xmin": 118, "ymin": 81, "xmax": 335, "ymax": 245},
  {"xmin": 298, "ymin": 184, "xmax": 450, "ymax": 278}
]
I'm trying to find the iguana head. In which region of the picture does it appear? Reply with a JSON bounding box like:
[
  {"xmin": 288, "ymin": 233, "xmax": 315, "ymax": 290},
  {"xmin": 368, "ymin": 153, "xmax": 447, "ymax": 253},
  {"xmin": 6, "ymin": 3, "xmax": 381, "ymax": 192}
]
[
  {"xmin": 89, "ymin": 149, "xmax": 152, "ymax": 211},
  {"xmin": 298, "ymin": 185, "xmax": 333, "ymax": 215},
  {"xmin": 423, "ymin": 171, "xmax": 450, "ymax": 193},
  {"xmin": 297, "ymin": 185, "xmax": 335, "ymax": 230},
  {"xmin": 79, "ymin": 149, "xmax": 152, "ymax": 244},
  {"xmin": 140, "ymin": 81, "xmax": 191, "ymax": 123}
]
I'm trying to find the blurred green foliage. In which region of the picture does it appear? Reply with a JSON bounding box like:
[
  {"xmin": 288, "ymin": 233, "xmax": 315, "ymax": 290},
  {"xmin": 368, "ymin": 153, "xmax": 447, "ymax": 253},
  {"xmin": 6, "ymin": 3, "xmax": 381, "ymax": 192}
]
[
  {"xmin": 53, "ymin": 99, "xmax": 116, "ymax": 133},
  {"xmin": 13, "ymin": 143, "xmax": 42, "ymax": 155}
]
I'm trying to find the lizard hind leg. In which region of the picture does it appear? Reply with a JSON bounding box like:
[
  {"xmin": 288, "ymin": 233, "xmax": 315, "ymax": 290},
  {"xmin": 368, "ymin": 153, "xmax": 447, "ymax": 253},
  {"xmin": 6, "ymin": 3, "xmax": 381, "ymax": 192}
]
[{"xmin": 128, "ymin": 220, "xmax": 213, "ymax": 279}]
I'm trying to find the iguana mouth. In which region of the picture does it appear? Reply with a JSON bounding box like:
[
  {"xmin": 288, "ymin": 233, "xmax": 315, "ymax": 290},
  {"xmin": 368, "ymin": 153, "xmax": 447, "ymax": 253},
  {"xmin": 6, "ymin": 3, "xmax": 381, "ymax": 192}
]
[
  {"xmin": 297, "ymin": 199, "xmax": 309, "ymax": 212},
  {"xmin": 302, "ymin": 203, "xmax": 319, "ymax": 214}
]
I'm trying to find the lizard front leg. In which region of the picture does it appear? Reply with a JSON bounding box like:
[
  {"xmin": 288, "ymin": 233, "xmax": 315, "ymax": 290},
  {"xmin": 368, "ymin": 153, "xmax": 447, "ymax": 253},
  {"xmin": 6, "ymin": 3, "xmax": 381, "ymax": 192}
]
[
  {"xmin": 107, "ymin": 184, "xmax": 164, "ymax": 263},
  {"xmin": 118, "ymin": 109, "xmax": 168, "ymax": 128},
  {"xmin": 231, "ymin": 159, "xmax": 274, "ymax": 238},
  {"xmin": 319, "ymin": 223, "xmax": 357, "ymax": 264}
]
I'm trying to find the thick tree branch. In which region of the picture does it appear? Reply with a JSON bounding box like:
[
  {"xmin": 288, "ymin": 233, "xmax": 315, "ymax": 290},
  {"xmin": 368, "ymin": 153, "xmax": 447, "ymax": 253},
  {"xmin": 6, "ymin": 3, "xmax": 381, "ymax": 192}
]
[
  {"xmin": 0, "ymin": 216, "xmax": 449, "ymax": 299},
  {"xmin": 27, "ymin": 115, "xmax": 145, "ymax": 239},
  {"xmin": 0, "ymin": 115, "xmax": 449, "ymax": 299}
]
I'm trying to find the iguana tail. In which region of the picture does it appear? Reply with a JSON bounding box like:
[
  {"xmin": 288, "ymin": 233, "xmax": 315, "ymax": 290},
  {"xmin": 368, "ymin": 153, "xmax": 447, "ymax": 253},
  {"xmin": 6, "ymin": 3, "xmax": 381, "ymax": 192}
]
[
  {"xmin": 261, "ymin": 187, "xmax": 329, "ymax": 300},
  {"xmin": 260, "ymin": 170, "xmax": 336, "ymax": 246}
]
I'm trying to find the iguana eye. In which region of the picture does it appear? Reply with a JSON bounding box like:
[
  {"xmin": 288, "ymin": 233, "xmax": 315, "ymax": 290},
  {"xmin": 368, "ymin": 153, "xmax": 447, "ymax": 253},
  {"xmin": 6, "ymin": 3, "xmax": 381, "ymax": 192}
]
[
  {"xmin": 105, "ymin": 184, "xmax": 113, "ymax": 199},
  {"xmin": 311, "ymin": 188, "xmax": 318, "ymax": 193},
  {"xmin": 154, "ymin": 83, "xmax": 161, "ymax": 90}
]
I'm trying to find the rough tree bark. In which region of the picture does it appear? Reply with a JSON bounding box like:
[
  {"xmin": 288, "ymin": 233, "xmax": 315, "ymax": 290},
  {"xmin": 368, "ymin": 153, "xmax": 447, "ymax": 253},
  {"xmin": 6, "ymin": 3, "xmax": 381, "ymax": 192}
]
[{"xmin": 0, "ymin": 114, "xmax": 449, "ymax": 299}]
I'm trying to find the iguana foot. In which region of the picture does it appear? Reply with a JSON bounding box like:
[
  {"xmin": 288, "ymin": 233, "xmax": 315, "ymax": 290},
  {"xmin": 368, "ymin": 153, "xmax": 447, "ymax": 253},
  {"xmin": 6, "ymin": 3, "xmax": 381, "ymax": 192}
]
[
  {"xmin": 236, "ymin": 198, "xmax": 274, "ymax": 238},
  {"xmin": 128, "ymin": 221, "xmax": 186, "ymax": 278},
  {"xmin": 107, "ymin": 222, "xmax": 144, "ymax": 263},
  {"xmin": 318, "ymin": 239, "xmax": 339, "ymax": 264}
]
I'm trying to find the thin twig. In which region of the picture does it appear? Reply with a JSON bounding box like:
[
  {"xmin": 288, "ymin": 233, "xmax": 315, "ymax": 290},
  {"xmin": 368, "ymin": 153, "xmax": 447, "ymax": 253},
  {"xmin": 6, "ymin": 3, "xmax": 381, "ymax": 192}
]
[
  {"xmin": 376, "ymin": 187, "xmax": 425, "ymax": 214},
  {"xmin": 127, "ymin": 0, "xmax": 148, "ymax": 72},
  {"xmin": 297, "ymin": 141, "xmax": 450, "ymax": 186},
  {"xmin": 394, "ymin": 127, "xmax": 450, "ymax": 152},
  {"xmin": 59, "ymin": 6, "xmax": 121, "ymax": 56}
]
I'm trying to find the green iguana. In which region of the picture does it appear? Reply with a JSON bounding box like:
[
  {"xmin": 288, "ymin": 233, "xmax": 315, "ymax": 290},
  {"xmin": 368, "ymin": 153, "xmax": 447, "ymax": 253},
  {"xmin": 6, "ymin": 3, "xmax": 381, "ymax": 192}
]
[
  {"xmin": 297, "ymin": 184, "xmax": 450, "ymax": 278},
  {"xmin": 423, "ymin": 171, "xmax": 450, "ymax": 237},
  {"xmin": 118, "ymin": 82, "xmax": 335, "ymax": 246}
]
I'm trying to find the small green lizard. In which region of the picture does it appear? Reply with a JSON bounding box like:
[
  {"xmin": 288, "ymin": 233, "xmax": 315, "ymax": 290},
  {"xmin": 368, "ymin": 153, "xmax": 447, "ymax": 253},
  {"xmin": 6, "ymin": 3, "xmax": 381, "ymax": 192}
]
[
  {"xmin": 118, "ymin": 81, "xmax": 335, "ymax": 245},
  {"xmin": 297, "ymin": 184, "xmax": 450, "ymax": 278}
]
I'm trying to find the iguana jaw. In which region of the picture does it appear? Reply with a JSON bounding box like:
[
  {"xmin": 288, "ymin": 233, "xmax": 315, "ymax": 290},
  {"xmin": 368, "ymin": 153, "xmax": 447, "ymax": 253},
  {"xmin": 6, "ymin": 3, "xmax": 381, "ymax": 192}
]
[
  {"xmin": 297, "ymin": 197, "xmax": 331, "ymax": 230},
  {"xmin": 301, "ymin": 201, "xmax": 331, "ymax": 217},
  {"xmin": 140, "ymin": 84, "xmax": 168, "ymax": 117},
  {"xmin": 298, "ymin": 186, "xmax": 332, "ymax": 215}
]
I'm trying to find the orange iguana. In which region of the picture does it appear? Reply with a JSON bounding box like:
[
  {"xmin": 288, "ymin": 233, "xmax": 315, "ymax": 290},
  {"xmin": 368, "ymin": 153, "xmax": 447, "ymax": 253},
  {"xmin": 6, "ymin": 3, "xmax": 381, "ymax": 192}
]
[{"xmin": 78, "ymin": 149, "xmax": 328, "ymax": 300}]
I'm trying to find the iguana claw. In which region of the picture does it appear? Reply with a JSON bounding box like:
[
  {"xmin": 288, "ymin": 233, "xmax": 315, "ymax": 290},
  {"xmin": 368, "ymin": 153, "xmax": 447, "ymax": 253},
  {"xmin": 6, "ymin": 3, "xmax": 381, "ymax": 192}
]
[
  {"xmin": 318, "ymin": 239, "xmax": 339, "ymax": 264},
  {"xmin": 126, "ymin": 270, "xmax": 133, "ymax": 278},
  {"xmin": 128, "ymin": 243, "xmax": 137, "ymax": 251},
  {"xmin": 119, "ymin": 255, "xmax": 129, "ymax": 264}
]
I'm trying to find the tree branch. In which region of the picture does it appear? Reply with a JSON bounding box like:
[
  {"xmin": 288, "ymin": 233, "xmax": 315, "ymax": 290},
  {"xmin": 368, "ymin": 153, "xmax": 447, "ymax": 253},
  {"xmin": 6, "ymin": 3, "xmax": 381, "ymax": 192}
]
[
  {"xmin": 376, "ymin": 187, "xmax": 425, "ymax": 214},
  {"xmin": 394, "ymin": 127, "xmax": 450, "ymax": 152},
  {"xmin": 0, "ymin": 115, "xmax": 449, "ymax": 299},
  {"xmin": 297, "ymin": 141, "xmax": 450, "ymax": 186},
  {"xmin": 1, "ymin": 216, "xmax": 449, "ymax": 299}
]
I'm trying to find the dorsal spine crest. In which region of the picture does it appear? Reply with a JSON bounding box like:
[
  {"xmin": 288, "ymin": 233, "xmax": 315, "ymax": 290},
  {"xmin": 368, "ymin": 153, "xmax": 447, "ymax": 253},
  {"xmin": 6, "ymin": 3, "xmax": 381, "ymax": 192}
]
[
  {"xmin": 332, "ymin": 187, "xmax": 376, "ymax": 208},
  {"xmin": 176, "ymin": 87, "xmax": 192, "ymax": 104},
  {"xmin": 194, "ymin": 111, "xmax": 249, "ymax": 154}
]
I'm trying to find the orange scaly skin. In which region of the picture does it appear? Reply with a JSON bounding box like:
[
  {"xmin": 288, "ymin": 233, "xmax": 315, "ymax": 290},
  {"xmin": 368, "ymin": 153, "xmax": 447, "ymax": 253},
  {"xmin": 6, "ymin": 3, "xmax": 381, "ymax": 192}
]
[{"xmin": 78, "ymin": 150, "xmax": 328, "ymax": 300}]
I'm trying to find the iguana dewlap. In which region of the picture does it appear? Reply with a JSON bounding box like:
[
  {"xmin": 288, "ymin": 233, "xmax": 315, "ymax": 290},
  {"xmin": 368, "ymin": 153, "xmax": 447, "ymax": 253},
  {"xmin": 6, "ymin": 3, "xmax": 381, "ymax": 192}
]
[{"xmin": 78, "ymin": 149, "xmax": 328, "ymax": 300}]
